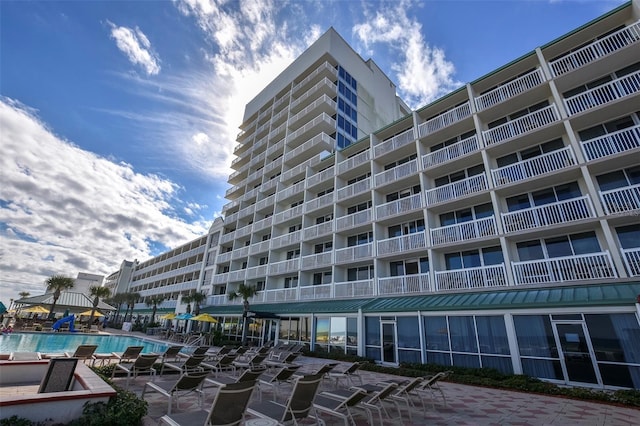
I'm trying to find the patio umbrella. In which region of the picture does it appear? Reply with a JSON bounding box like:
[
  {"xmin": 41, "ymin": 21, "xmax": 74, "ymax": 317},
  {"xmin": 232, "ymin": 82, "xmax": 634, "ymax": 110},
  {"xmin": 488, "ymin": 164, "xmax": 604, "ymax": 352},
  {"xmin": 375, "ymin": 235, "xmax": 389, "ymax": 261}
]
[
  {"xmin": 79, "ymin": 310, "xmax": 104, "ymax": 317},
  {"xmin": 175, "ymin": 313, "xmax": 194, "ymax": 320},
  {"xmin": 22, "ymin": 305, "xmax": 50, "ymax": 314},
  {"xmin": 191, "ymin": 313, "xmax": 218, "ymax": 323},
  {"xmin": 0, "ymin": 301, "xmax": 6, "ymax": 314},
  {"xmin": 160, "ymin": 313, "xmax": 177, "ymax": 320}
]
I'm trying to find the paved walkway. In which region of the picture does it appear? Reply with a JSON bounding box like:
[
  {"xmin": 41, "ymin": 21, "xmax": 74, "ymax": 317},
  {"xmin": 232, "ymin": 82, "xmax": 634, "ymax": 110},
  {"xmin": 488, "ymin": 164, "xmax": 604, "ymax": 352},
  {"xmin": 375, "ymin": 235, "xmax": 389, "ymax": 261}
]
[{"xmin": 104, "ymin": 330, "xmax": 639, "ymax": 425}]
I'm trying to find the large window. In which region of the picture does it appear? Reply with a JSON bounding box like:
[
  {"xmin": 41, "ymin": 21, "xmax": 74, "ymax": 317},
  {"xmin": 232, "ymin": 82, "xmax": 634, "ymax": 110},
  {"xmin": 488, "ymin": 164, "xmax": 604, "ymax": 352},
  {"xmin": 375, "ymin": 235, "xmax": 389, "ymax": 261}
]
[
  {"xmin": 390, "ymin": 258, "xmax": 429, "ymax": 276},
  {"xmin": 315, "ymin": 316, "xmax": 357, "ymax": 354},
  {"xmin": 516, "ymin": 231, "xmax": 600, "ymax": 261},
  {"xmin": 596, "ymin": 166, "xmax": 640, "ymax": 191},
  {"xmin": 347, "ymin": 265, "xmax": 374, "ymax": 281},
  {"xmin": 434, "ymin": 164, "xmax": 484, "ymax": 187},
  {"xmin": 347, "ymin": 231, "xmax": 373, "ymax": 247},
  {"xmin": 388, "ymin": 219, "xmax": 425, "ymax": 237},
  {"xmin": 506, "ymin": 182, "xmax": 582, "ymax": 212},
  {"xmin": 445, "ymin": 246, "xmax": 503, "ymax": 270},
  {"xmin": 513, "ymin": 315, "xmax": 562, "ymax": 380},
  {"xmin": 439, "ymin": 203, "xmax": 494, "ymax": 226}
]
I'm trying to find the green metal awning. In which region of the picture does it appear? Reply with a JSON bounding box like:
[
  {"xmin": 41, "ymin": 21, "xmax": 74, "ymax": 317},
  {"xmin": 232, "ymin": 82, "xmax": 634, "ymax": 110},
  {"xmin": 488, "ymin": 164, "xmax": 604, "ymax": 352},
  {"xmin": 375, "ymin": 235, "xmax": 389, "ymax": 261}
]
[
  {"xmin": 362, "ymin": 282, "xmax": 640, "ymax": 313},
  {"xmin": 200, "ymin": 282, "xmax": 640, "ymax": 317}
]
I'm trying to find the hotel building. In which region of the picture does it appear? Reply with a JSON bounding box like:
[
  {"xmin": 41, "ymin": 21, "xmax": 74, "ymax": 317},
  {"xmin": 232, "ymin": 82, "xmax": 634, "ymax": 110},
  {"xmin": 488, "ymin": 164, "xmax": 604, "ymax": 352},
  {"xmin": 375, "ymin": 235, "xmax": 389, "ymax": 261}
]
[{"xmin": 123, "ymin": 1, "xmax": 640, "ymax": 389}]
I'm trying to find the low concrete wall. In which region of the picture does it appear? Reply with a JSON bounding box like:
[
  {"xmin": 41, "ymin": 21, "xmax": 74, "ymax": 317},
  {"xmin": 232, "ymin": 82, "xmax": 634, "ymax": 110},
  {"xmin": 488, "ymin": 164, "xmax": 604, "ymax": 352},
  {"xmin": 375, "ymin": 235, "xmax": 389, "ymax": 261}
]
[{"xmin": 0, "ymin": 360, "xmax": 116, "ymax": 424}]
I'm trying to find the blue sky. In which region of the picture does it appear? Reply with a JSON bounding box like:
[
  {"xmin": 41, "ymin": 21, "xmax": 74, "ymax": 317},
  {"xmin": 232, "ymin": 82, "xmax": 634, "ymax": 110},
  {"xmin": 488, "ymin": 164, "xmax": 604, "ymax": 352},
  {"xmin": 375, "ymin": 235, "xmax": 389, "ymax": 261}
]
[{"xmin": 0, "ymin": 0, "xmax": 627, "ymax": 304}]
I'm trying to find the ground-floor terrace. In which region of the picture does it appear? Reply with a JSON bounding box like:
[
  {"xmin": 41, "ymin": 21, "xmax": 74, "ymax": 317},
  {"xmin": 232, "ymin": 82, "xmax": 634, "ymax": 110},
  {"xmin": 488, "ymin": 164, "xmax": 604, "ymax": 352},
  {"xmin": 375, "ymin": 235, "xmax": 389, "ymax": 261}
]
[{"xmin": 185, "ymin": 281, "xmax": 640, "ymax": 391}]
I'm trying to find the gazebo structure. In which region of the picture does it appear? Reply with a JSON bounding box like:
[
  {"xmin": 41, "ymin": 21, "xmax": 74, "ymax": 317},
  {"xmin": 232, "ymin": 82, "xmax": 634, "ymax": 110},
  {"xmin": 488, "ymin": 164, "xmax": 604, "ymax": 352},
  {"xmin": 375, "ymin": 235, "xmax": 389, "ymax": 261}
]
[{"xmin": 14, "ymin": 292, "xmax": 115, "ymax": 318}]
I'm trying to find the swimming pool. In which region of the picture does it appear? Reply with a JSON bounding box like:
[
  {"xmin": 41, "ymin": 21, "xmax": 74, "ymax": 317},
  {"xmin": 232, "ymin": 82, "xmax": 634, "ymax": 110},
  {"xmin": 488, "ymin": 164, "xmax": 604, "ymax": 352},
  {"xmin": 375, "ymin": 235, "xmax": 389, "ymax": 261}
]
[{"xmin": 0, "ymin": 332, "xmax": 169, "ymax": 354}]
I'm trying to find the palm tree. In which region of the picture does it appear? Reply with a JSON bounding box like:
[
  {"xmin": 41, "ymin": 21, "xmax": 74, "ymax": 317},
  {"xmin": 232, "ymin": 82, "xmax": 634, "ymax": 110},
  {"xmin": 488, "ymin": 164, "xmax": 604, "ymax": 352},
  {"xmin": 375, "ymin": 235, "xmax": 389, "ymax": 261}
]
[
  {"xmin": 18, "ymin": 291, "xmax": 31, "ymax": 299},
  {"xmin": 145, "ymin": 295, "xmax": 165, "ymax": 325},
  {"xmin": 106, "ymin": 293, "xmax": 128, "ymax": 323},
  {"xmin": 44, "ymin": 275, "xmax": 75, "ymax": 319},
  {"xmin": 124, "ymin": 292, "xmax": 140, "ymax": 322},
  {"xmin": 228, "ymin": 284, "xmax": 258, "ymax": 345},
  {"xmin": 189, "ymin": 292, "xmax": 207, "ymax": 316},
  {"xmin": 88, "ymin": 286, "xmax": 111, "ymax": 327},
  {"xmin": 181, "ymin": 294, "xmax": 193, "ymax": 314}
]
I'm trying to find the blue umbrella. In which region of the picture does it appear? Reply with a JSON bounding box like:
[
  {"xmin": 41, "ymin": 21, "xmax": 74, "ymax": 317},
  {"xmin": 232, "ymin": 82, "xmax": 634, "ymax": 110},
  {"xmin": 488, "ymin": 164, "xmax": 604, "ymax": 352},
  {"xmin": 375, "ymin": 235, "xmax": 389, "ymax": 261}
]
[
  {"xmin": 0, "ymin": 301, "xmax": 6, "ymax": 314},
  {"xmin": 175, "ymin": 313, "xmax": 194, "ymax": 320}
]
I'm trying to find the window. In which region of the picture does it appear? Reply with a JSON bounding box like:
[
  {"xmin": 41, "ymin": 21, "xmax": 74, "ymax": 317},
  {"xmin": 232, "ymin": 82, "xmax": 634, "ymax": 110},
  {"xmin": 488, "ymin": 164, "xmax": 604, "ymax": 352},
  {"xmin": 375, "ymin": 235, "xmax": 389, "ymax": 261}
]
[
  {"xmin": 445, "ymin": 246, "xmax": 503, "ymax": 270},
  {"xmin": 430, "ymin": 130, "xmax": 475, "ymax": 152},
  {"xmin": 291, "ymin": 200, "xmax": 303, "ymax": 208},
  {"xmin": 516, "ymin": 231, "xmax": 600, "ymax": 260},
  {"xmin": 284, "ymin": 276, "xmax": 298, "ymax": 288},
  {"xmin": 261, "ymin": 234, "xmax": 271, "ymax": 241},
  {"xmin": 347, "ymin": 265, "xmax": 374, "ymax": 281},
  {"xmin": 596, "ymin": 166, "xmax": 640, "ymax": 191},
  {"xmin": 315, "ymin": 214, "xmax": 333, "ymax": 224},
  {"xmin": 562, "ymin": 62, "xmax": 640, "ymax": 98},
  {"xmin": 347, "ymin": 173, "xmax": 370, "ymax": 185},
  {"xmin": 616, "ymin": 224, "xmax": 640, "ymax": 249},
  {"xmin": 488, "ymin": 101, "xmax": 549, "ymax": 129},
  {"xmin": 439, "ymin": 203, "xmax": 493, "ymax": 226},
  {"xmin": 387, "ymin": 219, "xmax": 425, "ymax": 237},
  {"xmin": 347, "ymin": 231, "xmax": 373, "ymax": 247},
  {"xmin": 347, "ymin": 201, "xmax": 371, "ymax": 214},
  {"xmin": 496, "ymin": 139, "xmax": 564, "ymax": 167},
  {"xmin": 434, "ymin": 165, "xmax": 484, "ymax": 187},
  {"xmin": 313, "ymin": 271, "xmax": 332, "ymax": 285},
  {"xmin": 259, "ymin": 256, "xmax": 268, "ymax": 265},
  {"xmin": 577, "ymin": 115, "xmax": 635, "ymax": 141},
  {"xmin": 314, "ymin": 241, "xmax": 333, "ymax": 253},
  {"xmin": 506, "ymin": 182, "xmax": 581, "ymax": 212},
  {"xmin": 390, "ymin": 257, "xmax": 429, "ymax": 276},
  {"xmin": 289, "ymin": 224, "xmax": 302, "ymax": 233},
  {"xmin": 385, "ymin": 185, "xmax": 421, "ymax": 202},
  {"xmin": 384, "ymin": 154, "xmax": 417, "ymax": 170},
  {"xmin": 256, "ymin": 281, "xmax": 265, "ymax": 291},
  {"xmin": 317, "ymin": 187, "xmax": 334, "ymax": 197},
  {"xmin": 286, "ymin": 249, "xmax": 300, "ymax": 260}
]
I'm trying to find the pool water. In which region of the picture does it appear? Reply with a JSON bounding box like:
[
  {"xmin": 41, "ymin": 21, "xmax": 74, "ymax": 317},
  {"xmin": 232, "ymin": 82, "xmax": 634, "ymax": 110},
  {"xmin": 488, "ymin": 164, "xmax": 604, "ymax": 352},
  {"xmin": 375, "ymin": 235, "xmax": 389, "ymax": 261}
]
[{"xmin": 0, "ymin": 332, "xmax": 169, "ymax": 354}]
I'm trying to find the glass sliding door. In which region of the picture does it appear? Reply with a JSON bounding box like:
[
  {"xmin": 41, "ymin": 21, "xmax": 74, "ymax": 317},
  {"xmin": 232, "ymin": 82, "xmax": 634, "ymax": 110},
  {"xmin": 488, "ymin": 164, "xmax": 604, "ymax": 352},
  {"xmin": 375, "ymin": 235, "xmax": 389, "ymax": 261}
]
[
  {"xmin": 553, "ymin": 322, "xmax": 600, "ymax": 385},
  {"xmin": 381, "ymin": 321, "xmax": 397, "ymax": 364}
]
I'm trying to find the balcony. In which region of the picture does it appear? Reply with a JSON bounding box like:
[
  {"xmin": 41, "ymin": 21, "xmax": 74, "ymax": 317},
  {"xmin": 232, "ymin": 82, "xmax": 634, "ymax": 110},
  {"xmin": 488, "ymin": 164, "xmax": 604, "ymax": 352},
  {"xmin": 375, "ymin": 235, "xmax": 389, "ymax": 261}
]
[
  {"xmin": 276, "ymin": 180, "xmax": 305, "ymax": 203},
  {"xmin": 334, "ymin": 279, "xmax": 375, "ymax": 298},
  {"xmin": 334, "ymin": 243, "xmax": 373, "ymax": 264},
  {"xmin": 273, "ymin": 90, "xmax": 291, "ymax": 112},
  {"xmin": 252, "ymin": 216, "xmax": 273, "ymax": 232},
  {"xmin": 208, "ymin": 294, "xmax": 240, "ymax": 306},
  {"xmin": 271, "ymin": 230, "xmax": 302, "ymax": 249},
  {"xmin": 255, "ymin": 194, "xmax": 275, "ymax": 212},
  {"xmin": 305, "ymin": 192, "xmax": 335, "ymax": 213},
  {"xmin": 281, "ymin": 161, "xmax": 308, "ymax": 183},
  {"xmin": 622, "ymin": 247, "xmax": 640, "ymax": 277},
  {"xmin": 301, "ymin": 252, "xmax": 333, "ymax": 269},
  {"xmin": 268, "ymin": 258, "xmax": 300, "ymax": 275},
  {"xmin": 288, "ymin": 94, "xmax": 336, "ymax": 129},
  {"xmin": 512, "ymin": 251, "xmax": 617, "ymax": 285},
  {"xmin": 422, "ymin": 135, "xmax": 480, "ymax": 170},
  {"xmin": 431, "ymin": 216, "xmax": 498, "ymax": 246},
  {"xmin": 564, "ymin": 71, "xmax": 640, "ymax": 116},
  {"xmin": 303, "ymin": 221, "xmax": 334, "ymax": 240},
  {"xmin": 284, "ymin": 132, "xmax": 334, "ymax": 164},
  {"xmin": 335, "ymin": 209, "xmax": 372, "ymax": 231},
  {"xmin": 231, "ymin": 245, "xmax": 249, "ymax": 260},
  {"xmin": 337, "ymin": 178, "xmax": 371, "ymax": 201},
  {"xmin": 292, "ymin": 61, "xmax": 337, "ymax": 95},
  {"xmin": 492, "ymin": 146, "xmax": 576, "ymax": 187},
  {"xmin": 482, "ymin": 105, "xmax": 560, "ymax": 146},
  {"xmin": 475, "ymin": 68, "xmax": 545, "ymax": 111},
  {"xmin": 246, "ymin": 265, "xmax": 268, "ymax": 279},
  {"xmin": 549, "ymin": 21, "xmax": 640, "ymax": 77},
  {"xmin": 580, "ymin": 125, "xmax": 640, "ymax": 161},
  {"xmin": 306, "ymin": 166, "xmax": 335, "ymax": 188},
  {"xmin": 263, "ymin": 287, "xmax": 299, "ymax": 303},
  {"xmin": 273, "ymin": 205, "xmax": 304, "ymax": 224},
  {"xmin": 374, "ymin": 159, "xmax": 418, "ymax": 188},
  {"xmin": 216, "ymin": 251, "xmax": 232, "ymax": 264},
  {"xmin": 249, "ymin": 239, "xmax": 271, "ymax": 255},
  {"xmin": 286, "ymin": 113, "xmax": 336, "ymax": 147},
  {"xmin": 374, "ymin": 128, "xmax": 415, "ymax": 158},
  {"xmin": 228, "ymin": 269, "xmax": 246, "ymax": 282},
  {"xmin": 425, "ymin": 174, "xmax": 488, "ymax": 206},
  {"xmin": 220, "ymin": 231, "xmax": 235, "ymax": 244},
  {"xmin": 418, "ymin": 102, "xmax": 472, "ymax": 138},
  {"xmin": 290, "ymin": 77, "xmax": 337, "ymax": 113},
  {"xmin": 337, "ymin": 149, "xmax": 370, "ymax": 175},
  {"xmin": 212, "ymin": 272, "xmax": 229, "ymax": 285},
  {"xmin": 378, "ymin": 273, "xmax": 430, "ymax": 295},
  {"xmin": 266, "ymin": 138, "xmax": 285, "ymax": 157},
  {"xmin": 376, "ymin": 193, "xmax": 423, "ymax": 220},
  {"xmin": 435, "ymin": 264, "xmax": 507, "ymax": 291},
  {"xmin": 501, "ymin": 196, "xmax": 595, "ymax": 233},
  {"xmin": 299, "ymin": 284, "xmax": 332, "ymax": 300},
  {"xmin": 377, "ymin": 232, "xmax": 427, "ymax": 256},
  {"xmin": 599, "ymin": 184, "xmax": 640, "ymax": 215}
]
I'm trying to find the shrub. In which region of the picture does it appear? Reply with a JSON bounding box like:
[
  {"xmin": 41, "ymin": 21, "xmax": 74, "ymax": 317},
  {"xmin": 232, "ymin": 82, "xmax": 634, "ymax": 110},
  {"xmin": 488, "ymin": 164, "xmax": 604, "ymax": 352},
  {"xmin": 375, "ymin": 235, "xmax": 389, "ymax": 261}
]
[
  {"xmin": 67, "ymin": 386, "xmax": 147, "ymax": 426},
  {"xmin": 0, "ymin": 416, "xmax": 33, "ymax": 426}
]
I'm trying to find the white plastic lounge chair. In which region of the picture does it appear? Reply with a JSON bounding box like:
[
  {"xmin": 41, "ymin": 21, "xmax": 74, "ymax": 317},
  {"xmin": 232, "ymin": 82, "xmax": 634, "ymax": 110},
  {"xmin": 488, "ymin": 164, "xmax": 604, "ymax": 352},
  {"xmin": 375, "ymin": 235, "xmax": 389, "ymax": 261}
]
[{"xmin": 111, "ymin": 353, "xmax": 159, "ymax": 388}]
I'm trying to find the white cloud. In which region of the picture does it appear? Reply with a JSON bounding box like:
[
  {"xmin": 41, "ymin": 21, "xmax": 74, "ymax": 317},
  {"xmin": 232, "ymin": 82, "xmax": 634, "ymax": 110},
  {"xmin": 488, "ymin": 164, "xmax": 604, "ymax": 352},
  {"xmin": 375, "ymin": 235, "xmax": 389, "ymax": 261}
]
[
  {"xmin": 0, "ymin": 97, "xmax": 209, "ymax": 303},
  {"xmin": 108, "ymin": 21, "xmax": 161, "ymax": 75},
  {"xmin": 353, "ymin": 1, "xmax": 460, "ymax": 108}
]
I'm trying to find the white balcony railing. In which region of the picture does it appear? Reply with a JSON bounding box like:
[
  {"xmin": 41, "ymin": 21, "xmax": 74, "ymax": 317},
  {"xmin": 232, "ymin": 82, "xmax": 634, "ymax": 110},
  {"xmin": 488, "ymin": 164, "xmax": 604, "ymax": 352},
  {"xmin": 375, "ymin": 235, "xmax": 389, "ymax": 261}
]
[
  {"xmin": 337, "ymin": 149, "xmax": 371, "ymax": 175},
  {"xmin": 580, "ymin": 125, "xmax": 640, "ymax": 161},
  {"xmin": 276, "ymin": 180, "xmax": 305, "ymax": 202},
  {"xmin": 374, "ymin": 159, "xmax": 418, "ymax": 187},
  {"xmin": 549, "ymin": 21, "xmax": 640, "ymax": 77},
  {"xmin": 249, "ymin": 239, "xmax": 271, "ymax": 255},
  {"xmin": 599, "ymin": 184, "xmax": 640, "ymax": 215},
  {"xmin": 337, "ymin": 178, "xmax": 371, "ymax": 200},
  {"xmin": 246, "ymin": 265, "xmax": 268, "ymax": 279},
  {"xmin": 273, "ymin": 205, "xmax": 304, "ymax": 224},
  {"xmin": 255, "ymin": 194, "xmax": 275, "ymax": 212},
  {"xmin": 299, "ymin": 284, "xmax": 332, "ymax": 300},
  {"xmin": 418, "ymin": 102, "xmax": 472, "ymax": 138},
  {"xmin": 378, "ymin": 273, "xmax": 430, "ymax": 295},
  {"xmin": 334, "ymin": 279, "xmax": 375, "ymax": 298},
  {"xmin": 475, "ymin": 68, "xmax": 545, "ymax": 111},
  {"xmin": 290, "ymin": 77, "xmax": 337, "ymax": 112},
  {"xmin": 292, "ymin": 61, "xmax": 336, "ymax": 94},
  {"xmin": 431, "ymin": 216, "xmax": 498, "ymax": 246},
  {"xmin": 377, "ymin": 232, "xmax": 427, "ymax": 256},
  {"xmin": 422, "ymin": 135, "xmax": 480, "ymax": 169},
  {"xmin": 376, "ymin": 193, "xmax": 423, "ymax": 220},
  {"xmin": 492, "ymin": 146, "xmax": 576, "ymax": 186},
  {"xmin": 305, "ymin": 192, "xmax": 335, "ymax": 213},
  {"xmin": 425, "ymin": 174, "xmax": 488, "ymax": 206},
  {"xmin": 512, "ymin": 252, "xmax": 617, "ymax": 285},
  {"xmin": 435, "ymin": 264, "xmax": 507, "ymax": 291},
  {"xmin": 303, "ymin": 221, "xmax": 334, "ymax": 240},
  {"xmin": 271, "ymin": 230, "xmax": 302, "ymax": 249},
  {"xmin": 622, "ymin": 248, "xmax": 640, "ymax": 277},
  {"xmin": 306, "ymin": 166, "xmax": 335, "ymax": 188},
  {"xmin": 284, "ymin": 131, "xmax": 334, "ymax": 164},
  {"xmin": 212, "ymin": 272, "xmax": 229, "ymax": 285},
  {"xmin": 301, "ymin": 252, "xmax": 333, "ymax": 269},
  {"xmin": 252, "ymin": 216, "xmax": 273, "ymax": 232},
  {"xmin": 501, "ymin": 196, "xmax": 595, "ymax": 233},
  {"xmin": 564, "ymin": 71, "xmax": 640, "ymax": 116},
  {"xmin": 268, "ymin": 258, "xmax": 301, "ymax": 275},
  {"xmin": 263, "ymin": 287, "xmax": 299, "ymax": 303},
  {"xmin": 374, "ymin": 128, "xmax": 415, "ymax": 158},
  {"xmin": 335, "ymin": 209, "xmax": 372, "ymax": 231},
  {"xmin": 482, "ymin": 105, "xmax": 559, "ymax": 146},
  {"xmin": 334, "ymin": 243, "xmax": 373, "ymax": 263}
]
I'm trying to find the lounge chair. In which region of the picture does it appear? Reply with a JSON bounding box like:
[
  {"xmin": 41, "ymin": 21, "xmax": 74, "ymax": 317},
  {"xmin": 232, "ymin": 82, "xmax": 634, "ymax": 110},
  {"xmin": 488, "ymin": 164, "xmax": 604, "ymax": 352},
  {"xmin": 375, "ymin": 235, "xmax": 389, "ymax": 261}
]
[
  {"xmin": 161, "ymin": 354, "xmax": 206, "ymax": 375},
  {"xmin": 328, "ymin": 361, "xmax": 365, "ymax": 387},
  {"xmin": 313, "ymin": 387, "xmax": 371, "ymax": 425},
  {"xmin": 232, "ymin": 352, "xmax": 268, "ymax": 372},
  {"xmin": 419, "ymin": 370, "xmax": 451, "ymax": 407},
  {"xmin": 204, "ymin": 367, "xmax": 264, "ymax": 394},
  {"xmin": 246, "ymin": 373, "xmax": 324, "ymax": 425},
  {"xmin": 264, "ymin": 351, "xmax": 300, "ymax": 369},
  {"xmin": 38, "ymin": 358, "xmax": 78, "ymax": 393},
  {"xmin": 111, "ymin": 353, "xmax": 159, "ymax": 388},
  {"xmin": 159, "ymin": 380, "xmax": 256, "ymax": 426},
  {"xmin": 256, "ymin": 364, "xmax": 302, "ymax": 402},
  {"xmin": 142, "ymin": 371, "xmax": 209, "ymax": 414},
  {"xmin": 326, "ymin": 382, "xmax": 400, "ymax": 424},
  {"xmin": 386, "ymin": 376, "xmax": 427, "ymax": 421},
  {"xmin": 178, "ymin": 345, "xmax": 210, "ymax": 359},
  {"xmin": 201, "ymin": 354, "xmax": 237, "ymax": 377},
  {"xmin": 156, "ymin": 345, "xmax": 184, "ymax": 363},
  {"xmin": 111, "ymin": 345, "xmax": 144, "ymax": 363},
  {"xmin": 9, "ymin": 351, "xmax": 42, "ymax": 361},
  {"xmin": 64, "ymin": 344, "xmax": 98, "ymax": 364}
]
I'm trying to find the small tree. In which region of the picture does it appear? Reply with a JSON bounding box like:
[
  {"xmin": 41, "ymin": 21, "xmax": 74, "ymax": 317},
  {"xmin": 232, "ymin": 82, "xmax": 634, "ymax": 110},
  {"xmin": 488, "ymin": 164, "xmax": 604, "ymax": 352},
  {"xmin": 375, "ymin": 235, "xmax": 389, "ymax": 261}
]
[
  {"xmin": 145, "ymin": 295, "xmax": 165, "ymax": 325},
  {"xmin": 187, "ymin": 292, "xmax": 207, "ymax": 332},
  {"xmin": 106, "ymin": 293, "xmax": 128, "ymax": 323},
  {"xmin": 228, "ymin": 284, "xmax": 258, "ymax": 345},
  {"xmin": 44, "ymin": 275, "xmax": 75, "ymax": 319},
  {"xmin": 88, "ymin": 286, "xmax": 111, "ymax": 326},
  {"xmin": 18, "ymin": 291, "xmax": 31, "ymax": 299},
  {"xmin": 124, "ymin": 292, "xmax": 140, "ymax": 322}
]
